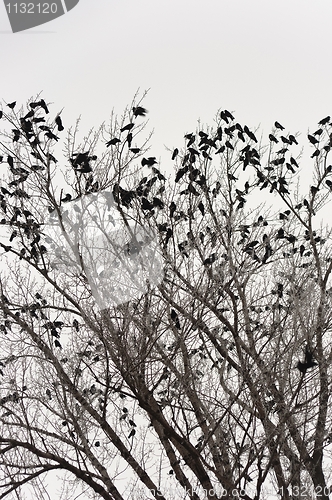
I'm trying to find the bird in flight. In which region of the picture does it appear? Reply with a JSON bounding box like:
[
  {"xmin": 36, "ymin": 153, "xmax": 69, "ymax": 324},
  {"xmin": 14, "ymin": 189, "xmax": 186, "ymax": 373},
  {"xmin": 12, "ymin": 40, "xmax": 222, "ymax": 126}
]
[{"xmin": 133, "ymin": 106, "xmax": 148, "ymax": 117}]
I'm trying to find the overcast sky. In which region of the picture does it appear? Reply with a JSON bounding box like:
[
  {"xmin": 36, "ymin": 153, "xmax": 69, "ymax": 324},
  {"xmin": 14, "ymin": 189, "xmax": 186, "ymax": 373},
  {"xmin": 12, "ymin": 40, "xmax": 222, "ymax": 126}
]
[
  {"xmin": 1, "ymin": 1, "xmax": 332, "ymax": 498},
  {"xmin": 1, "ymin": 0, "xmax": 332, "ymax": 163}
]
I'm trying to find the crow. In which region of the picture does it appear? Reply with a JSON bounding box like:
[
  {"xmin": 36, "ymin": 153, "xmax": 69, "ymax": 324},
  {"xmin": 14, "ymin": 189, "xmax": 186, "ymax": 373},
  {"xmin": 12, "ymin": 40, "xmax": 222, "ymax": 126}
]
[
  {"xmin": 169, "ymin": 201, "xmax": 176, "ymax": 218},
  {"xmin": 289, "ymin": 135, "xmax": 298, "ymax": 145},
  {"xmin": 106, "ymin": 138, "xmax": 121, "ymax": 147},
  {"xmin": 275, "ymin": 121, "xmax": 285, "ymax": 130},
  {"xmin": 198, "ymin": 202, "xmax": 205, "ymax": 216},
  {"xmin": 12, "ymin": 129, "xmax": 20, "ymax": 142},
  {"xmin": 30, "ymin": 99, "xmax": 49, "ymax": 113},
  {"xmin": 23, "ymin": 110, "xmax": 34, "ymax": 119},
  {"xmin": 120, "ymin": 123, "xmax": 134, "ymax": 132},
  {"xmin": 308, "ymin": 134, "xmax": 319, "ymax": 145},
  {"xmin": 133, "ymin": 106, "xmax": 147, "ymax": 117},
  {"xmin": 172, "ymin": 148, "xmax": 179, "ymax": 160},
  {"xmin": 203, "ymin": 253, "xmax": 217, "ymax": 265},
  {"xmin": 7, "ymin": 101, "xmax": 16, "ymax": 109},
  {"xmin": 7, "ymin": 155, "xmax": 14, "ymax": 168},
  {"xmin": 61, "ymin": 193, "xmax": 72, "ymax": 203},
  {"xmin": 269, "ymin": 134, "xmax": 278, "ymax": 143},
  {"xmin": 128, "ymin": 429, "xmax": 136, "ymax": 438},
  {"xmin": 141, "ymin": 157, "xmax": 157, "ymax": 167},
  {"xmin": 40, "ymin": 99, "xmax": 49, "ymax": 114},
  {"xmin": 126, "ymin": 132, "xmax": 133, "ymax": 147},
  {"xmin": 45, "ymin": 131, "xmax": 59, "ymax": 142},
  {"xmin": 318, "ymin": 116, "xmax": 330, "ymax": 126},
  {"xmin": 297, "ymin": 346, "xmax": 317, "ymax": 373},
  {"xmin": 55, "ymin": 115, "xmax": 64, "ymax": 131}
]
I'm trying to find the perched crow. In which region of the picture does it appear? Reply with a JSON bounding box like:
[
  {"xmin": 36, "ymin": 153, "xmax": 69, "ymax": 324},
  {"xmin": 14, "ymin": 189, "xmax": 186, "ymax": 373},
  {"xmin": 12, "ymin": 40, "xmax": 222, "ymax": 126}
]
[
  {"xmin": 45, "ymin": 131, "xmax": 59, "ymax": 142},
  {"xmin": 318, "ymin": 116, "xmax": 330, "ymax": 126},
  {"xmin": 308, "ymin": 134, "xmax": 319, "ymax": 145},
  {"xmin": 61, "ymin": 193, "xmax": 72, "ymax": 203},
  {"xmin": 106, "ymin": 137, "xmax": 121, "ymax": 147},
  {"xmin": 40, "ymin": 99, "xmax": 49, "ymax": 114},
  {"xmin": 275, "ymin": 121, "xmax": 285, "ymax": 130},
  {"xmin": 288, "ymin": 135, "xmax": 298, "ymax": 145},
  {"xmin": 269, "ymin": 134, "xmax": 278, "ymax": 143},
  {"xmin": 128, "ymin": 429, "xmax": 136, "ymax": 438},
  {"xmin": 55, "ymin": 115, "xmax": 64, "ymax": 131},
  {"xmin": 120, "ymin": 123, "xmax": 134, "ymax": 132},
  {"xmin": 326, "ymin": 179, "xmax": 332, "ymax": 190},
  {"xmin": 141, "ymin": 157, "xmax": 157, "ymax": 167},
  {"xmin": 169, "ymin": 201, "xmax": 176, "ymax": 218},
  {"xmin": 297, "ymin": 346, "xmax": 317, "ymax": 374},
  {"xmin": 7, "ymin": 101, "xmax": 16, "ymax": 109},
  {"xmin": 7, "ymin": 155, "xmax": 14, "ymax": 168},
  {"xmin": 203, "ymin": 253, "xmax": 217, "ymax": 265},
  {"xmin": 172, "ymin": 148, "xmax": 179, "ymax": 160},
  {"xmin": 198, "ymin": 202, "xmax": 205, "ymax": 216}
]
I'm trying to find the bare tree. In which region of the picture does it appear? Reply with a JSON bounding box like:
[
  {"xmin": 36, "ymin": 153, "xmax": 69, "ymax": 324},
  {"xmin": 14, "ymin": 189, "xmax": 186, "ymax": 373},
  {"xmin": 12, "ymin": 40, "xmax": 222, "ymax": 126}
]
[{"xmin": 0, "ymin": 97, "xmax": 332, "ymax": 500}]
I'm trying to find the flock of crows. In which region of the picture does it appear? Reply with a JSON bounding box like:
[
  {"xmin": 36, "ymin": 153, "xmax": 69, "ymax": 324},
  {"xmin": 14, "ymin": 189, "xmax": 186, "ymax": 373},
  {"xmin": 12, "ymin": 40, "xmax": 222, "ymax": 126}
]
[{"xmin": 0, "ymin": 102, "xmax": 327, "ymax": 374}]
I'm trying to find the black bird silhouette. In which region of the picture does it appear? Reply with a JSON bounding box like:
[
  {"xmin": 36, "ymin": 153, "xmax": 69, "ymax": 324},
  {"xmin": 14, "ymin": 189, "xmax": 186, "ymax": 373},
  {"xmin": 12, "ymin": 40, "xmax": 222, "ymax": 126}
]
[
  {"xmin": 297, "ymin": 346, "xmax": 317, "ymax": 374},
  {"xmin": 203, "ymin": 253, "xmax": 217, "ymax": 265},
  {"xmin": 40, "ymin": 99, "xmax": 49, "ymax": 114},
  {"xmin": 141, "ymin": 157, "xmax": 157, "ymax": 167},
  {"xmin": 269, "ymin": 134, "xmax": 278, "ymax": 143},
  {"xmin": 128, "ymin": 429, "xmax": 136, "ymax": 438},
  {"xmin": 7, "ymin": 155, "xmax": 14, "ymax": 168},
  {"xmin": 7, "ymin": 101, "xmax": 16, "ymax": 109},
  {"xmin": 45, "ymin": 131, "xmax": 59, "ymax": 142},
  {"xmin": 172, "ymin": 148, "xmax": 179, "ymax": 160},
  {"xmin": 289, "ymin": 135, "xmax": 298, "ymax": 145},
  {"xmin": 120, "ymin": 123, "xmax": 134, "ymax": 132},
  {"xmin": 290, "ymin": 157, "xmax": 299, "ymax": 167},
  {"xmin": 12, "ymin": 129, "xmax": 20, "ymax": 142},
  {"xmin": 106, "ymin": 137, "xmax": 121, "ymax": 147},
  {"xmin": 198, "ymin": 202, "xmax": 205, "ymax": 216},
  {"xmin": 61, "ymin": 193, "xmax": 72, "ymax": 203},
  {"xmin": 275, "ymin": 121, "xmax": 285, "ymax": 130},
  {"xmin": 126, "ymin": 132, "xmax": 133, "ymax": 147},
  {"xmin": 54, "ymin": 339, "xmax": 62, "ymax": 349},
  {"xmin": 55, "ymin": 115, "xmax": 64, "ymax": 131},
  {"xmin": 318, "ymin": 116, "xmax": 330, "ymax": 126},
  {"xmin": 133, "ymin": 106, "xmax": 147, "ymax": 117},
  {"xmin": 308, "ymin": 134, "xmax": 319, "ymax": 145},
  {"xmin": 30, "ymin": 99, "xmax": 49, "ymax": 114},
  {"xmin": 169, "ymin": 201, "xmax": 176, "ymax": 218},
  {"xmin": 326, "ymin": 179, "xmax": 332, "ymax": 190}
]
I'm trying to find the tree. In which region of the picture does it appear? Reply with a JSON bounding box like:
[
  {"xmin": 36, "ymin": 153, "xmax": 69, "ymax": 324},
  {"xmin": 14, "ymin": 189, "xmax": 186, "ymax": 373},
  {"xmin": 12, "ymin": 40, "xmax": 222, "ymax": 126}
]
[{"xmin": 0, "ymin": 95, "xmax": 332, "ymax": 500}]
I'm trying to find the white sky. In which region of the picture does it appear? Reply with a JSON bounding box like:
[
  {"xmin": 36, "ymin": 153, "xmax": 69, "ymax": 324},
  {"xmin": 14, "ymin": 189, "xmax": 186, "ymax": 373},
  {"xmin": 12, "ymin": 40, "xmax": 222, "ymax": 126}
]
[
  {"xmin": 1, "ymin": 0, "xmax": 332, "ymax": 162},
  {"xmin": 1, "ymin": 1, "xmax": 332, "ymax": 498}
]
